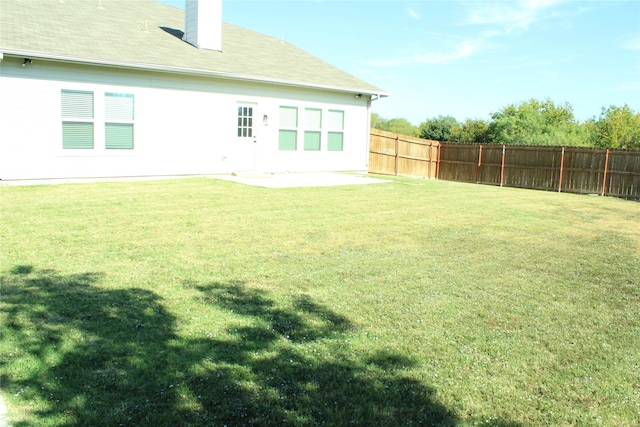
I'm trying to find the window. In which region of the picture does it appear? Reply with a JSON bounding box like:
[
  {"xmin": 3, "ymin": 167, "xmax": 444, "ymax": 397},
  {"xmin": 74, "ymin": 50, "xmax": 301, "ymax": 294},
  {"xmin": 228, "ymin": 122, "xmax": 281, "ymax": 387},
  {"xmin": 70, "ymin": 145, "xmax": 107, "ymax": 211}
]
[
  {"xmin": 279, "ymin": 106, "xmax": 298, "ymax": 151},
  {"xmin": 278, "ymin": 106, "xmax": 345, "ymax": 152},
  {"xmin": 327, "ymin": 110, "xmax": 344, "ymax": 151},
  {"xmin": 61, "ymin": 90, "xmax": 94, "ymax": 149},
  {"xmin": 237, "ymin": 105, "xmax": 253, "ymax": 138},
  {"xmin": 304, "ymin": 108, "xmax": 322, "ymax": 151},
  {"xmin": 105, "ymin": 93, "xmax": 134, "ymax": 149}
]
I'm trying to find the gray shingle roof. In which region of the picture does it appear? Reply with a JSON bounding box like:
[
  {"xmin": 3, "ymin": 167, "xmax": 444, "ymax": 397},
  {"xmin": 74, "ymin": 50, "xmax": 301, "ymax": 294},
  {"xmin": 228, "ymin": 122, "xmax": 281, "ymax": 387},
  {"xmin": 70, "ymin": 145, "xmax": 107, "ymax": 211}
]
[{"xmin": 0, "ymin": 0, "xmax": 386, "ymax": 96}]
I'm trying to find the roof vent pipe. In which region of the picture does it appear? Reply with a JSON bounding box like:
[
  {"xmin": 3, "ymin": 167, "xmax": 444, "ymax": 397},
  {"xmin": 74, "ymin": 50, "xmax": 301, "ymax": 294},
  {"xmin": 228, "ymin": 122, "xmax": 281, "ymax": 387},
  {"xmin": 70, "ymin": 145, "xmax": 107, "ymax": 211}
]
[{"xmin": 183, "ymin": 0, "xmax": 222, "ymax": 52}]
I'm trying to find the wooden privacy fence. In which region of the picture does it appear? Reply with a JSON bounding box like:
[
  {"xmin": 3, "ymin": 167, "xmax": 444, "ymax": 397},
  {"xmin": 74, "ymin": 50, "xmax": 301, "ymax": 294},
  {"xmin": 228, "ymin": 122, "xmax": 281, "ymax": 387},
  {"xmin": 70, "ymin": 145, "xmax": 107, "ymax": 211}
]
[
  {"xmin": 437, "ymin": 144, "xmax": 640, "ymax": 199},
  {"xmin": 368, "ymin": 129, "xmax": 640, "ymax": 199},
  {"xmin": 369, "ymin": 129, "xmax": 439, "ymax": 178}
]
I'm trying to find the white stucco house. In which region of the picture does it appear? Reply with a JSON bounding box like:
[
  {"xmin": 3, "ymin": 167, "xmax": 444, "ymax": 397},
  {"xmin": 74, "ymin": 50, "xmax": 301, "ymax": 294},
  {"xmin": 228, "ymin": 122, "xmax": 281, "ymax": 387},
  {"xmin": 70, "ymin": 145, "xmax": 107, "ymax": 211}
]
[{"xmin": 0, "ymin": 0, "xmax": 387, "ymax": 181}]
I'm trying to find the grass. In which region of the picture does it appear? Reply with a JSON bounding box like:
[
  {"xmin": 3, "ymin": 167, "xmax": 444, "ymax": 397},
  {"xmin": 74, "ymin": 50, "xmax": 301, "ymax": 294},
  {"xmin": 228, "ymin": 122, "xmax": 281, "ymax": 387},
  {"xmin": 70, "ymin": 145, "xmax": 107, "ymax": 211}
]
[{"xmin": 0, "ymin": 176, "xmax": 638, "ymax": 426}]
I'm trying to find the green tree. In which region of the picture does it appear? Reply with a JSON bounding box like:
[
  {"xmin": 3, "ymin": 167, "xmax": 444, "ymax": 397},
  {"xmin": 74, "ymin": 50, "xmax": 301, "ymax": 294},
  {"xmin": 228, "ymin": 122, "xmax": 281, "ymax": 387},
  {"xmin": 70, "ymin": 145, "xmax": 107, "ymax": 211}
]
[
  {"xmin": 371, "ymin": 113, "xmax": 419, "ymax": 136},
  {"xmin": 370, "ymin": 113, "xmax": 388, "ymax": 130},
  {"xmin": 592, "ymin": 105, "xmax": 640, "ymax": 149},
  {"xmin": 449, "ymin": 118, "xmax": 491, "ymax": 143},
  {"xmin": 488, "ymin": 98, "xmax": 588, "ymax": 146},
  {"xmin": 386, "ymin": 118, "xmax": 420, "ymax": 137},
  {"xmin": 419, "ymin": 115, "xmax": 459, "ymax": 141}
]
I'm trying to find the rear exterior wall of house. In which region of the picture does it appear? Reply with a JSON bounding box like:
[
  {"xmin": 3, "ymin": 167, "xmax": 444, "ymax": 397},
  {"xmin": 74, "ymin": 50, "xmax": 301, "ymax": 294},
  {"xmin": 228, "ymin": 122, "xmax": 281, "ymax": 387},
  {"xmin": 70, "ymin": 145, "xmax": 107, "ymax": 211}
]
[{"xmin": 0, "ymin": 56, "xmax": 372, "ymax": 180}]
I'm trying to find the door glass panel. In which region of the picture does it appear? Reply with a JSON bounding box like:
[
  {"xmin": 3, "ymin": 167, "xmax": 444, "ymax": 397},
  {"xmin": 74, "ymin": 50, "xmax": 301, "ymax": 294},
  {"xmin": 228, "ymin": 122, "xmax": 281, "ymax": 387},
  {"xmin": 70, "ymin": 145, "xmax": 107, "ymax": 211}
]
[{"xmin": 237, "ymin": 105, "xmax": 254, "ymax": 138}]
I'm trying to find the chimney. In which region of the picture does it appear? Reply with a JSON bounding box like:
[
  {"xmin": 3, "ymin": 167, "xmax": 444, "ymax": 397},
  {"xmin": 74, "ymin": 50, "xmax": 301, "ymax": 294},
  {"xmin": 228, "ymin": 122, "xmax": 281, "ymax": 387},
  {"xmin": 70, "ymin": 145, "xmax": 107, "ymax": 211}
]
[{"xmin": 183, "ymin": 0, "xmax": 222, "ymax": 52}]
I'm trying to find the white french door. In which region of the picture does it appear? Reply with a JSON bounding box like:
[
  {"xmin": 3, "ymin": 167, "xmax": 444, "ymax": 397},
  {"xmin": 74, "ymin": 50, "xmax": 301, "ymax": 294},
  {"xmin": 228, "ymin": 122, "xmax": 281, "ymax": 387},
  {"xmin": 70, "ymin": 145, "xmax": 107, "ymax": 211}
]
[{"xmin": 235, "ymin": 102, "xmax": 258, "ymax": 172}]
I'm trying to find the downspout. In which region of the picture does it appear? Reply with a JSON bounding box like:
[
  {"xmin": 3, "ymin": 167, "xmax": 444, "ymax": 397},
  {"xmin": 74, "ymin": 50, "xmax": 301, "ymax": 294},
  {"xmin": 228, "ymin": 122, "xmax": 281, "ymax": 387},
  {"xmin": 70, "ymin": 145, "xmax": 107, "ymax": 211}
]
[
  {"xmin": 365, "ymin": 96, "xmax": 372, "ymax": 173},
  {"xmin": 365, "ymin": 94, "xmax": 384, "ymax": 173}
]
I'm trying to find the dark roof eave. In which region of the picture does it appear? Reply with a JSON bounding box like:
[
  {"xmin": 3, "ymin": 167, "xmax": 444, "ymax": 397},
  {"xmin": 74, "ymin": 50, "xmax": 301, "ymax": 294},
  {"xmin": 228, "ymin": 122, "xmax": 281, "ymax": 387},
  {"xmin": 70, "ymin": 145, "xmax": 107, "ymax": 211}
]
[{"xmin": 0, "ymin": 49, "xmax": 389, "ymax": 98}]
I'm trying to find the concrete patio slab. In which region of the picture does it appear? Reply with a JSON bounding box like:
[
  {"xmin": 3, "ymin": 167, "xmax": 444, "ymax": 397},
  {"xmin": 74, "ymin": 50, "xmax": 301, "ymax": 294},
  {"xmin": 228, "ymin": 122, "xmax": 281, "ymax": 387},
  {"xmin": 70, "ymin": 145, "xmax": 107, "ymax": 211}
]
[
  {"xmin": 213, "ymin": 172, "xmax": 391, "ymax": 188},
  {"xmin": 0, "ymin": 173, "xmax": 391, "ymax": 188}
]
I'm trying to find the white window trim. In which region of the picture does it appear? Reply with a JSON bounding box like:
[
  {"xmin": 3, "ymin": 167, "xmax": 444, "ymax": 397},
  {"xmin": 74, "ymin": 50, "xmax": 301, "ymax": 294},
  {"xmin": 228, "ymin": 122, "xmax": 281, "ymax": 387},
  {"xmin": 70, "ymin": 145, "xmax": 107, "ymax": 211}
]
[
  {"xmin": 327, "ymin": 109, "xmax": 345, "ymax": 152},
  {"xmin": 303, "ymin": 108, "xmax": 323, "ymax": 151},
  {"xmin": 278, "ymin": 105, "xmax": 299, "ymax": 151},
  {"xmin": 105, "ymin": 93, "xmax": 135, "ymax": 150},
  {"xmin": 58, "ymin": 88, "xmax": 138, "ymax": 157}
]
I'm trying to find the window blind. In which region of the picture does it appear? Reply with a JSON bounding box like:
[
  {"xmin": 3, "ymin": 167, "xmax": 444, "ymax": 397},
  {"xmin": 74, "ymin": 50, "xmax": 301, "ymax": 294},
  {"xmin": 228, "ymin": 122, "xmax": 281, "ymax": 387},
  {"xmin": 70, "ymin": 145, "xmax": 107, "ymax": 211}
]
[
  {"xmin": 62, "ymin": 90, "xmax": 94, "ymax": 119},
  {"xmin": 105, "ymin": 93, "xmax": 134, "ymax": 121},
  {"xmin": 62, "ymin": 122, "xmax": 94, "ymax": 149}
]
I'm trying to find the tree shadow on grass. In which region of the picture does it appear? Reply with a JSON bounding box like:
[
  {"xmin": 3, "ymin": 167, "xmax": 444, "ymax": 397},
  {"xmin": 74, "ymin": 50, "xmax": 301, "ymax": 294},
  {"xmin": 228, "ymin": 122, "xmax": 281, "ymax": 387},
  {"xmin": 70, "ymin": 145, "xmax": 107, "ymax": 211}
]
[
  {"xmin": 1, "ymin": 266, "xmax": 467, "ymax": 425},
  {"xmin": 1, "ymin": 265, "xmax": 177, "ymax": 425},
  {"xmin": 184, "ymin": 283, "xmax": 459, "ymax": 425}
]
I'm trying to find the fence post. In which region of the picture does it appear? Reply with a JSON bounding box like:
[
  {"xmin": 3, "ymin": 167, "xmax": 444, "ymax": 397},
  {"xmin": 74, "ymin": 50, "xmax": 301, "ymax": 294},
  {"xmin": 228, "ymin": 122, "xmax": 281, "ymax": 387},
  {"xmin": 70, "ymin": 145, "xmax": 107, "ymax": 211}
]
[
  {"xmin": 558, "ymin": 146, "xmax": 565, "ymax": 192},
  {"xmin": 428, "ymin": 142, "xmax": 433, "ymax": 179},
  {"xmin": 476, "ymin": 144, "xmax": 483, "ymax": 184},
  {"xmin": 500, "ymin": 145, "xmax": 506, "ymax": 187},
  {"xmin": 436, "ymin": 143, "xmax": 441, "ymax": 180},
  {"xmin": 393, "ymin": 135, "xmax": 399, "ymax": 176},
  {"xmin": 601, "ymin": 148, "xmax": 610, "ymax": 196}
]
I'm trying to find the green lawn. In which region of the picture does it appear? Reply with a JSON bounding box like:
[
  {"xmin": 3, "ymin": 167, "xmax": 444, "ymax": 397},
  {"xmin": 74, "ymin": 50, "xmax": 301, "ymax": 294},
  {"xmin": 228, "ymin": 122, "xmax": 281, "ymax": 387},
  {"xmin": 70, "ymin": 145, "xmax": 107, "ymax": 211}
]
[{"xmin": 1, "ymin": 177, "xmax": 638, "ymax": 426}]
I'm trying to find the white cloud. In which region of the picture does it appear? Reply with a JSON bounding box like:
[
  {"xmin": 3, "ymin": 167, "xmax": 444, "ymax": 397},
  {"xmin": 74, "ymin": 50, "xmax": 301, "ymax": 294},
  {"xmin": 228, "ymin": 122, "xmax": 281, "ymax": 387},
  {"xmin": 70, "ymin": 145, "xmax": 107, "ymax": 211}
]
[
  {"xmin": 367, "ymin": 39, "xmax": 482, "ymax": 67},
  {"xmin": 468, "ymin": 5, "xmax": 529, "ymax": 28},
  {"xmin": 623, "ymin": 37, "xmax": 640, "ymax": 51},
  {"xmin": 406, "ymin": 8, "xmax": 421, "ymax": 20},
  {"xmin": 617, "ymin": 81, "xmax": 640, "ymax": 92},
  {"xmin": 412, "ymin": 39, "xmax": 481, "ymax": 64},
  {"xmin": 467, "ymin": 0, "xmax": 568, "ymax": 31},
  {"xmin": 522, "ymin": 0, "xmax": 565, "ymax": 9},
  {"xmin": 367, "ymin": 0, "xmax": 573, "ymax": 69}
]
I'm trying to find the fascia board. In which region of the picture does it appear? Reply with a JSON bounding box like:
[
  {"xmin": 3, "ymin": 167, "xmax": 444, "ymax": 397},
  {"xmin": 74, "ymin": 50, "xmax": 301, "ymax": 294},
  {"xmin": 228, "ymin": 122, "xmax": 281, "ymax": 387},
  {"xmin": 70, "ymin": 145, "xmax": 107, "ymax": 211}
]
[{"xmin": 1, "ymin": 49, "xmax": 389, "ymax": 99}]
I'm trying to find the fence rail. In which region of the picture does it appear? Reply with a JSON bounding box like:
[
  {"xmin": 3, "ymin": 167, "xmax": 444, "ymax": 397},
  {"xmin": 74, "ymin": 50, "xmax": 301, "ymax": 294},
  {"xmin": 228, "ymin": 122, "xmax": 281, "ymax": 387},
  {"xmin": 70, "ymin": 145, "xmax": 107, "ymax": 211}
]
[{"xmin": 368, "ymin": 129, "xmax": 640, "ymax": 200}]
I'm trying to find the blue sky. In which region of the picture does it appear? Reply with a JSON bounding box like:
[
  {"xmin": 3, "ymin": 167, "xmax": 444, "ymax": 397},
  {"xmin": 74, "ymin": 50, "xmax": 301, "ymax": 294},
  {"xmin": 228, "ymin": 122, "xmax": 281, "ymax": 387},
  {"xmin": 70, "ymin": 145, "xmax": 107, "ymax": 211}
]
[{"xmin": 160, "ymin": 0, "xmax": 640, "ymax": 125}]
